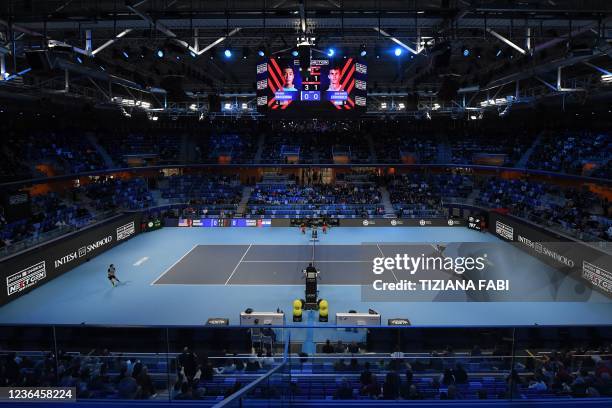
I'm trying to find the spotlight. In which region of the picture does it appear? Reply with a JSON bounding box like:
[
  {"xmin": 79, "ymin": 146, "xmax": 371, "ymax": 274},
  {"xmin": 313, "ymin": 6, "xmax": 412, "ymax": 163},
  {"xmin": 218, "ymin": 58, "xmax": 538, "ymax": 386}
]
[
  {"xmin": 496, "ymin": 49, "xmax": 502, "ymax": 57},
  {"xmin": 360, "ymin": 44, "xmax": 367, "ymax": 57},
  {"xmin": 327, "ymin": 48, "xmax": 335, "ymax": 57},
  {"xmin": 463, "ymin": 48, "xmax": 470, "ymax": 57},
  {"xmin": 122, "ymin": 51, "xmax": 129, "ymax": 59},
  {"xmin": 394, "ymin": 47, "xmax": 402, "ymax": 56},
  {"xmin": 258, "ymin": 50, "xmax": 265, "ymax": 57},
  {"xmin": 76, "ymin": 56, "xmax": 83, "ymax": 64},
  {"xmin": 190, "ymin": 50, "xmax": 197, "ymax": 58},
  {"xmin": 292, "ymin": 49, "xmax": 299, "ymax": 57},
  {"xmin": 224, "ymin": 49, "xmax": 232, "ymax": 58},
  {"xmin": 157, "ymin": 49, "xmax": 164, "ymax": 58}
]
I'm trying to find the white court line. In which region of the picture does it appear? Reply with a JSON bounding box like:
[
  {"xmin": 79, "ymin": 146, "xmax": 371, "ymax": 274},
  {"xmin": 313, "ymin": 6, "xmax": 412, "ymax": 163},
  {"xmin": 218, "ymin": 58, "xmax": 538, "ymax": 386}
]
[
  {"xmin": 224, "ymin": 244, "xmax": 252, "ymax": 285},
  {"xmin": 150, "ymin": 245, "xmax": 198, "ymax": 285},
  {"xmin": 376, "ymin": 244, "xmax": 398, "ymax": 283},
  {"xmin": 133, "ymin": 256, "xmax": 149, "ymax": 266}
]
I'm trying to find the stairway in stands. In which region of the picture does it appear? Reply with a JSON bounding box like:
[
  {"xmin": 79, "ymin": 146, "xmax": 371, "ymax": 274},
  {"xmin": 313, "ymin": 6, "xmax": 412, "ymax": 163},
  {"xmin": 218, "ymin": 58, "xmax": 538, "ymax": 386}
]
[
  {"xmin": 515, "ymin": 133, "xmax": 542, "ymax": 168},
  {"xmin": 86, "ymin": 133, "xmax": 115, "ymax": 168},
  {"xmin": 366, "ymin": 133, "xmax": 378, "ymax": 163},
  {"xmin": 179, "ymin": 133, "xmax": 196, "ymax": 163},
  {"xmin": 236, "ymin": 186, "xmax": 253, "ymax": 216},
  {"xmin": 379, "ymin": 187, "xmax": 396, "ymax": 216},
  {"xmin": 253, "ymin": 132, "xmax": 266, "ymax": 163},
  {"xmin": 436, "ymin": 142, "xmax": 453, "ymax": 164}
]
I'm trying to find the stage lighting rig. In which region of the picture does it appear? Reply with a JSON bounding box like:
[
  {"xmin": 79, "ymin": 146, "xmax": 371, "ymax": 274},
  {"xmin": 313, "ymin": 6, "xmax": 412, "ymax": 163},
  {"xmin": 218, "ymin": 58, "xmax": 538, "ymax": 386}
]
[{"xmin": 297, "ymin": 36, "xmax": 316, "ymax": 47}]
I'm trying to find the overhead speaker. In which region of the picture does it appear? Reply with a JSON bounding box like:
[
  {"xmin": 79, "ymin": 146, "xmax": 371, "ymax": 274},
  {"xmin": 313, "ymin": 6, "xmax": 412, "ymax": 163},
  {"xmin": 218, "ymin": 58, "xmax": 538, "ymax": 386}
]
[
  {"xmin": 298, "ymin": 46, "xmax": 311, "ymax": 71},
  {"xmin": 25, "ymin": 50, "xmax": 52, "ymax": 71}
]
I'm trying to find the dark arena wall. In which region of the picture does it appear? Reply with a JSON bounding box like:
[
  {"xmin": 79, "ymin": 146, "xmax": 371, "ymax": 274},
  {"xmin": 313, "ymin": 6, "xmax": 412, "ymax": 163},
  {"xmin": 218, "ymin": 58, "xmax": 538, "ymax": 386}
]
[
  {"xmin": 0, "ymin": 213, "xmax": 141, "ymax": 306},
  {"xmin": 488, "ymin": 211, "xmax": 612, "ymax": 298}
]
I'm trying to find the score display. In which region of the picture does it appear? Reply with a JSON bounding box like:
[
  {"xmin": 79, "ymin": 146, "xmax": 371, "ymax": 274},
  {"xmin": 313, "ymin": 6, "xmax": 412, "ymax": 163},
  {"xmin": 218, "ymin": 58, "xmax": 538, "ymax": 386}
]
[{"xmin": 257, "ymin": 55, "xmax": 367, "ymax": 116}]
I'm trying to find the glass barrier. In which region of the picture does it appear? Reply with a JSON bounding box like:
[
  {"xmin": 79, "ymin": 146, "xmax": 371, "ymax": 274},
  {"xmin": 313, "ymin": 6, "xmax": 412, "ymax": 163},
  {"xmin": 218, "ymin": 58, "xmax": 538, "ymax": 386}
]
[
  {"xmin": 0, "ymin": 325, "xmax": 611, "ymax": 404},
  {"xmin": 0, "ymin": 210, "xmax": 119, "ymax": 258}
]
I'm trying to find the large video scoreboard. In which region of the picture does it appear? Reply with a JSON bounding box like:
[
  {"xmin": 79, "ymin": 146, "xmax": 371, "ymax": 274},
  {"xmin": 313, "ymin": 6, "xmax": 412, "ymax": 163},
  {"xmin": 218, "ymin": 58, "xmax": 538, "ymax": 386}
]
[{"xmin": 257, "ymin": 55, "xmax": 367, "ymax": 116}]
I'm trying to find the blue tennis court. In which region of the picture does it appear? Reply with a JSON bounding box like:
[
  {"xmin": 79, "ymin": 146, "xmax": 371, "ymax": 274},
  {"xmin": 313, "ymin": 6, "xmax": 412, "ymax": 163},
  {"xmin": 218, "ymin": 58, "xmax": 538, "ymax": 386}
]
[{"xmin": 0, "ymin": 226, "xmax": 610, "ymax": 327}]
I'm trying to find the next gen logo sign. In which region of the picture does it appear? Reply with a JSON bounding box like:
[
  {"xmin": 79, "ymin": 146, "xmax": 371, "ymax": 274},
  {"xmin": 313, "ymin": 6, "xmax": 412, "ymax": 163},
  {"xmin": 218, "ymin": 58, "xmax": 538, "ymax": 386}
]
[
  {"xmin": 495, "ymin": 221, "xmax": 514, "ymax": 241},
  {"xmin": 7, "ymin": 261, "xmax": 46, "ymax": 296},
  {"xmin": 116, "ymin": 222, "xmax": 135, "ymax": 241},
  {"xmin": 54, "ymin": 236, "xmax": 113, "ymax": 269}
]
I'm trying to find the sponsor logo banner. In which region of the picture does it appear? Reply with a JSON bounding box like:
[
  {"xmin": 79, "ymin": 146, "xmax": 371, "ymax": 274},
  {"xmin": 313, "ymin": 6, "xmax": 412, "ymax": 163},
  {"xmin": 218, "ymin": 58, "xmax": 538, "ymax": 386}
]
[
  {"xmin": 488, "ymin": 211, "xmax": 612, "ymax": 299},
  {"xmin": 517, "ymin": 235, "xmax": 575, "ymax": 267},
  {"xmin": 355, "ymin": 96, "xmax": 367, "ymax": 106},
  {"xmin": 54, "ymin": 236, "xmax": 113, "ymax": 269},
  {"xmin": 341, "ymin": 219, "xmax": 465, "ymax": 227},
  {"xmin": 582, "ymin": 261, "xmax": 611, "ymax": 294},
  {"xmin": 256, "ymin": 79, "xmax": 267, "ymax": 90},
  {"xmin": 495, "ymin": 220, "xmax": 514, "ymax": 241},
  {"xmin": 116, "ymin": 222, "xmax": 135, "ymax": 241},
  {"xmin": 256, "ymin": 63, "xmax": 268, "ymax": 74},
  {"xmin": 467, "ymin": 216, "xmax": 483, "ymax": 231}
]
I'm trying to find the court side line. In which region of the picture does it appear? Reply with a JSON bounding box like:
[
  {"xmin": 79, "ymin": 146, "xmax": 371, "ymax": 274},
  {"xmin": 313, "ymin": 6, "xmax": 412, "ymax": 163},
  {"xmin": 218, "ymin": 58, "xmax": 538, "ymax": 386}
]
[
  {"xmin": 133, "ymin": 256, "xmax": 149, "ymax": 266},
  {"xmin": 150, "ymin": 245, "xmax": 198, "ymax": 286},
  {"xmin": 225, "ymin": 244, "xmax": 252, "ymax": 285},
  {"xmin": 376, "ymin": 244, "xmax": 398, "ymax": 283}
]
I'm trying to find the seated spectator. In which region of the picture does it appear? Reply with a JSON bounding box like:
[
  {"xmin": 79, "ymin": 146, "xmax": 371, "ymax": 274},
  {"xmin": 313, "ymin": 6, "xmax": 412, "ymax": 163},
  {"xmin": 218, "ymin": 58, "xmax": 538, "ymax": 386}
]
[
  {"xmin": 322, "ymin": 339, "xmax": 334, "ymax": 354},
  {"xmin": 178, "ymin": 347, "xmax": 198, "ymax": 381},
  {"xmin": 214, "ymin": 359, "xmax": 236, "ymax": 374},
  {"xmin": 447, "ymin": 384, "xmax": 461, "ymax": 400},
  {"xmin": 363, "ymin": 375, "xmax": 381, "ymax": 399},
  {"xmin": 382, "ymin": 371, "xmax": 401, "ymax": 400},
  {"xmin": 174, "ymin": 382, "xmax": 193, "ymax": 400},
  {"xmin": 334, "ymin": 378, "xmax": 353, "ymax": 399},
  {"xmin": 506, "ymin": 369, "xmax": 522, "ymax": 399},
  {"xmin": 334, "ymin": 359, "xmax": 348, "ymax": 371},
  {"xmin": 528, "ymin": 376, "xmax": 548, "ymax": 391},
  {"xmin": 117, "ymin": 370, "xmax": 139, "ymax": 399},
  {"xmin": 360, "ymin": 362, "xmax": 373, "ymax": 389},
  {"xmin": 136, "ymin": 366, "xmax": 156, "ymax": 399},
  {"xmin": 405, "ymin": 384, "xmax": 422, "ymax": 400},
  {"xmin": 454, "ymin": 363, "xmax": 468, "ymax": 384},
  {"xmin": 440, "ymin": 368, "xmax": 455, "ymax": 386}
]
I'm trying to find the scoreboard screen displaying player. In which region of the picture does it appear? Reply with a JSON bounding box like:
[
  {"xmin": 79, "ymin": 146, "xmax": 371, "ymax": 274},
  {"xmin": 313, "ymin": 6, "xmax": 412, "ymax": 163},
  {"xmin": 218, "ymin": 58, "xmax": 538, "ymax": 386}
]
[{"xmin": 257, "ymin": 55, "xmax": 367, "ymax": 116}]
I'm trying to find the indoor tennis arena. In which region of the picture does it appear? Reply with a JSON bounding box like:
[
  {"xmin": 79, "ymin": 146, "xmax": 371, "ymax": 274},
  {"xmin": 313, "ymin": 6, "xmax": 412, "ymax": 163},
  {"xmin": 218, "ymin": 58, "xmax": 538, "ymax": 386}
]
[{"xmin": 0, "ymin": 1, "xmax": 611, "ymax": 407}]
